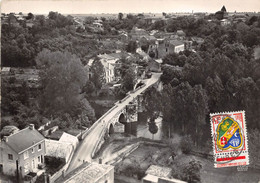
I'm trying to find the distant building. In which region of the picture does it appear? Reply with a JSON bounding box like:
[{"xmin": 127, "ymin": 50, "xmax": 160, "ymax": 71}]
[
  {"xmin": 220, "ymin": 19, "xmax": 231, "ymax": 26},
  {"xmin": 176, "ymin": 30, "xmax": 186, "ymax": 37},
  {"xmin": 130, "ymin": 27, "xmax": 149, "ymax": 41},
  {"xmin": 93, "ymin": 22, "xmax": 103, "ymax": 29},
  {"xmin": 1, "ymin": 67, "xmax": 11, "ymax": 75},
  {"xmin": 0, "ymin": 124, "xmax": 45, "ymax": 177},
  {"xmin": 56, "ymin": 162, "xmax": 114, "ymax": 183},
  {"xmin": 98, "ymin": 54, "xmax": 117, "ymax": 83},
  {"xmin": 1, "ymin": 67, "xmax": 40, "ymax": 92},
  {"xmin": 215, "ymin": 5, "xmax": 228, "ymax": 20},
  {"xmin": 156, "ymin": 39, "xmax": 185, "ymax": 58},
  {"xmin": 26, "ymin": 19, "xmax": 34, "ymax": 28},
  {"xmin": 142, "ymin": 165, "xmax": 186, "ymax": 183}
]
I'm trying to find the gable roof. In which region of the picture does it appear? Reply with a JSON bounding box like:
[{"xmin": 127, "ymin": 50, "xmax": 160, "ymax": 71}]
[
  {"xmin": 169, "ymin": 40, "xmax": 184, "ymax": 46},
  {"xmin": 58, "ymin": 162, "xmax": 114, "ymax": 183},
  {"xmin": 5, "ymin": 127, "xmax": 45, "ymax": 153},
  {"xmin": 146, "ymin": 165, "xmax": 172, "ymax": 178}
]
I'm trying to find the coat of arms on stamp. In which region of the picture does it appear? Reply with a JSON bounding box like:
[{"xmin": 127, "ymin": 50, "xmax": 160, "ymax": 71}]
[{"xmin": 210, "ymin": 111, "xmax": 249, "ymax": 168}]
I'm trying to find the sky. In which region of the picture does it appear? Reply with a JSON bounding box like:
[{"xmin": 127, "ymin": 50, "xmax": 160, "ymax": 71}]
[{"xmin": 1, "ymin": 0, "xmax": 260, "ymax": 14}]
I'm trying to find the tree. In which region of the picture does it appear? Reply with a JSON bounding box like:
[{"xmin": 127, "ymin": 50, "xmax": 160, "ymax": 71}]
[
  {"xmin": 118, "ymin": 13, "xmax": 123, "ymax": 20},
  {"xmin": 36, "ymin": 49, "xmax": 92, "ymax": 119},
  {"xmin": 148, "ymin": 122, "xmax": 158, "ymax": 140},
  {"xmin": 143, "ymin": 87, "xmax": 161, "ymax": 122},
  {"xmin": 126, "ymin": 41, "xmax": 137, "ymax": 53},
  {"xmin": 121, "ymin": 67, "xmax": 136, "ymax": 91},
  {"xmin": 26, "ymin": 12, "xmax": 34, "ymax": 20},
  {"xmin": 90, "ymin": 59, "xmax": 106, "ymax": 91},
  {"xmin": 205, "ymin": 75, "xmax": 224, "ymax": 112}
]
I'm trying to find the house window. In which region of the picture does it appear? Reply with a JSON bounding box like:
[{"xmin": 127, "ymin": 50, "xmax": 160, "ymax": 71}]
[
  {"xmin": 38, "ymin": 144, "xmax": 42, "ymax": 151},
  {"xmin": 166, "ymin": 48, "xmax": 168, "ymax": 52},
  {"xmin": 24, "ymin": 163, "xmax": 29, "ymax": 173},
  {"xmin": 8, "ymin": 154, "xmax": 13, "ymax": 160},
  {"xmin": 24, "ymin": 151, "xmax": 29, "ymax": 159},
  {"xmin": 32, "ymin": 159, "xmax": 35, "ymax": 169},
  {"xmin": 38, "ymin": 156, "xmax": 41, "ymax": 163},
  {"xmin": 32, "ymin": 147, "xmax": 34, "ymax": 153}
]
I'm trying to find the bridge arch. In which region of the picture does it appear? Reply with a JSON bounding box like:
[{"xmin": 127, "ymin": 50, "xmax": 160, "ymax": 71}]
[
  {"xmin": 133, "ymin": 80, "xmax": 144, "ymax": 90},
  {"xmin": 108, "ymin": 123, "xmax": 114, "ymax": 135},
  {"xmin": 118, "ymin": 113, "xmax": 126, "ymax": 124}
]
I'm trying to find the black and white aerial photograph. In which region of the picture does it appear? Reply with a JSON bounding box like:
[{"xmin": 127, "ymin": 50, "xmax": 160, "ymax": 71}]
[{"xmin": 0, "ymin": 0, "xmax": 260, "ymax": 182}]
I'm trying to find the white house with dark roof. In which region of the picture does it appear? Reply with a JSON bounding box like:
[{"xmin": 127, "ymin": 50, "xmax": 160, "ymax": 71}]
[
  {"xmin": 0, "ymin": 124, "xmax": 45, "ymax": 177},
  {"xmin": 156, "ymin": 39, "xmax": 185, "ymax": 58}
]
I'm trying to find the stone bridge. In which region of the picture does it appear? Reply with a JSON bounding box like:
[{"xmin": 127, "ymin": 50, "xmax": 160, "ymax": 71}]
[{"xmin": 67, "ymin": 72, "xmax": 161, "ymax": 173}]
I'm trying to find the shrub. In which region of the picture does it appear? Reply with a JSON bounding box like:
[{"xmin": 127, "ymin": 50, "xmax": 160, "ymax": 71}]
[
  {"xmin": 182, "ymin": 160, "xmax": 202, "ymax": 183},
  {"xmin": 44, "ymin": 156, "xmax": 65, "ymax": 175}
]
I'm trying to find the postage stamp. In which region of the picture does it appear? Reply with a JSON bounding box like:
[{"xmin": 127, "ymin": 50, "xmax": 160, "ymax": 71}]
[{"xmin": 210, "ymin": 111, "xmax": 249, "ymax": 168}]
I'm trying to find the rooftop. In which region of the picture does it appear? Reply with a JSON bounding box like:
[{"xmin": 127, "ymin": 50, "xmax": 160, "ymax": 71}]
[
  {"xmin": 169, "ymin": 40, "xmax": 184, "ymax": 46},
  {"xmin": 57, "ymin": 162, "xmax": 114, "ymax": 183},
  {"xmin": 3, "ymin": 125, "xmax": 45, "ymax": 153},
  {"xmin": 45, "ymin": 139, "xmax": 73, "ymax": 160},
  {"xmin": 145, "ymin": 165, "xmax": 172, "ymax": 178},
  {"xmin": 46, "ymin": 130, "xmax": 64, "ymax": 140}
]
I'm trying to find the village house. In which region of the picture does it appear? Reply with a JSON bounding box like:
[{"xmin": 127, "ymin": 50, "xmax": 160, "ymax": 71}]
[
  {"xmin": 0, "ymin": 124, "xmax": 45, "ymax": 178},
  {"xmin": 56, "ymin": 162, "xmax": 114, "ymax": 183},
  {"xmin": 98, "ymin": 54, "xmax": 117, "ymax": 83},
  {"xmin": 45, "ymin": 139, "xmax": 74, "ymax": 163},
  {"xmin": 156, "ymin": 39, "xmax": 185, "ymax": 58},
  {"xmin": 130, "ymin": 27, "xmax": 149, "ymax": 41},
  {"xmin": 142, "ymin": 165, "xmax": 186, "ymax": 183},
  {"xmin": 220, "ymin": 19, "xmax": 231, "ymax": 26}
]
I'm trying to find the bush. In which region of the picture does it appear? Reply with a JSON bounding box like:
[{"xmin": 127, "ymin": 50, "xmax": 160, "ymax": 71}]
[
  {"xmin": 180, "ymin": 135, "xmax": 193, "ymax": 154},
  {"xmin": 44, "ymin": 156, "xmax": 65, "ymax": 175},
  {"xmin": 182, "ymin": 160, "xmax": 202, "ymax": 183}
]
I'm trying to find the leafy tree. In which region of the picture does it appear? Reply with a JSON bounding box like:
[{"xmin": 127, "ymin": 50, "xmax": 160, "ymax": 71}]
[
  {"xmin": 90, "ymin": 59, "xmax": 106, "ymax": 91},
  {"xmin": 118, "ymin": 13, "xmax": 123, "ymax": 20},
  {"xmin": 125, "ymin": 41, "xmax": 137, "ymax": 53},
  {"xmin": 205, "ymin": 75, "xmax": 224, "ymax": 112},
  {"xmin": 148, "ymin": 122, "xmax": 158, "ymax": 140},
  {"xmin": 36, "ymin": 49, "xmax": 93, "ymax": 120},
  {"xmin": 26, "ymin": 12, "xmax": 34, "ymax": 20},
  {"xmin": 143, "ymin": 87, "xmax": 161, "ymax": 122},
  {"xmin": 84, "ymin": 16, "xmax": 95, "ymax": 24},
  {"xmin": 121, "ymin": 67, "xmax": 136, "ymax": 91},
  {"xmin": 83, "ymin": 81, "xmax": 96, "ymax": 95}
]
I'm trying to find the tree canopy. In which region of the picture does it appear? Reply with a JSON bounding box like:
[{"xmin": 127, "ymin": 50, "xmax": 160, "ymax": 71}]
[{"xmin": 36, "ymin": 49, "xmax": 95, "ymax": 122}]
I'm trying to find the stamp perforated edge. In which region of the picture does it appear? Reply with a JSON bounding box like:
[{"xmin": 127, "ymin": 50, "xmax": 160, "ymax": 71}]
[{"xmin": 210, "ymin": 110, "xmax": 249, "ymax": 168}]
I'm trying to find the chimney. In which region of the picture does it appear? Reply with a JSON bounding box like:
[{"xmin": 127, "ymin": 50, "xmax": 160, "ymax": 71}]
[
  {"xmin": 3, "ymin": 136, "xmax": 8, "ymax": 142},
  {"xmin": 29, "ymin": 124, "xmax": 35, "ymax": 130}
]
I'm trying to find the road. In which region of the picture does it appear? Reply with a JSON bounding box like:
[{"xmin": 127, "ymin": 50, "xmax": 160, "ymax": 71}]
[{"xmin": 66, "ymin": 72, "xmax": 161, "ymax": 173}]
